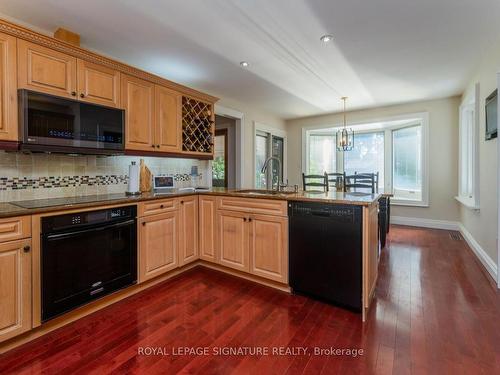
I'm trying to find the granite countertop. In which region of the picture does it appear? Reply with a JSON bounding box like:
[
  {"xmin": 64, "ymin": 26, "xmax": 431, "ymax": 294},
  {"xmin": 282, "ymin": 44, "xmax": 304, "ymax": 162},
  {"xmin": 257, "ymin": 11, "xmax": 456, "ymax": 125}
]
[{"xmin": 0, "ymin": 188, "xmax": 384, "ymax": 219}]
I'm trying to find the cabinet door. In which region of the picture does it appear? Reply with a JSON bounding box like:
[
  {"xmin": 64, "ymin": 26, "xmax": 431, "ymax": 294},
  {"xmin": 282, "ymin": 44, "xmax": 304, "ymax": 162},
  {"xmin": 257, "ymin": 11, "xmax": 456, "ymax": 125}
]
[
  {"xmin": 155, "ymin": 85, "xmax": 181, "ymax": 152},
  {"xmin": 249, "ymin": 214, "xmax": 288, "ymax": 283},
  {"xmin": 77, "ymin": 59, "xmax": 120, "ymax": 108},
  {"xmin": 17, "ymin": 40, "xmax": 77, "ymax": 98},
  {"xmin": 139, "ymin": 212, "xmax": 178, "ymax": 282},
  {"xmin": 122, "ymin": 74, "xmax": 155, "ymax": 151},
  {"xmin": 217, "ymin": 210, "xmax": 249, "ymax": 272},
  {"xmin": 199, "ymin": 196, "xmax": 217, "ymax": 262},
  {"xmin": 178, "ymin": 196, "xmax": 199, "ymax": 265},
  {"xmin": 0, "ymin": 32, "xmax": 17, "ymax": 141},
  {"xmin": 0, "ymin": 239, "xmax": 32, "ymax": 343}
]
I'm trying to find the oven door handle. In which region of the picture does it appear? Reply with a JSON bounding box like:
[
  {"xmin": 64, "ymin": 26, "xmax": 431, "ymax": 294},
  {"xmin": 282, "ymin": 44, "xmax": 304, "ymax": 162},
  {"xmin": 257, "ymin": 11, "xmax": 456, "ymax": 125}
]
[{"xmin": 44, "ymin": 219, "xmax": 135, "ymax": 240}]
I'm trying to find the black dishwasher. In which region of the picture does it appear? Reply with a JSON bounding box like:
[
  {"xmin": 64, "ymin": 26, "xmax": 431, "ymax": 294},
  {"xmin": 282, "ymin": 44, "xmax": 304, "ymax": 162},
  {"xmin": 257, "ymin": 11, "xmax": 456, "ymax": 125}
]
[{"xmin": 289, "ymin": 202, "xmax": 362, "ymax": 311}]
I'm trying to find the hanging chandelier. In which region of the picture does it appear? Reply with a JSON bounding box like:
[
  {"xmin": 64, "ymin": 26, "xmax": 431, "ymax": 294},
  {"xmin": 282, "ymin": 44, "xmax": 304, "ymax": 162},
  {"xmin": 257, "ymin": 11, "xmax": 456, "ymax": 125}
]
[{"xmin": 336, "ymin": 96, "xmax": 354, "ymax": 151}]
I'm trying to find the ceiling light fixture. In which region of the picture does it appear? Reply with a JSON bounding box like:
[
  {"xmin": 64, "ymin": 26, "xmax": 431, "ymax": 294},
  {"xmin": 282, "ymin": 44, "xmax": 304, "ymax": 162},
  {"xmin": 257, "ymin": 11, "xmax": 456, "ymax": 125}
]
[
  {"xmin": 320, "ymin": 34, "xmax": 334, "ymax": 43},
  {"xmin": 240, "ymin": 61, "xmax": 250, "ymax": 68},
  {"xmin": 336, "ymin": 97, "xmax": 354, "ymax": 152}
]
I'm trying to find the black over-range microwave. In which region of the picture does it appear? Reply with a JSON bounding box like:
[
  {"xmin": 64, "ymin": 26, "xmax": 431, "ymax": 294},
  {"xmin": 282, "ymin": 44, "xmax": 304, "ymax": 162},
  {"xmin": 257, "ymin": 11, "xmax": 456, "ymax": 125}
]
[{"xmin": 18, "ymin": 90, "xmax": 125, "ymax": 155}]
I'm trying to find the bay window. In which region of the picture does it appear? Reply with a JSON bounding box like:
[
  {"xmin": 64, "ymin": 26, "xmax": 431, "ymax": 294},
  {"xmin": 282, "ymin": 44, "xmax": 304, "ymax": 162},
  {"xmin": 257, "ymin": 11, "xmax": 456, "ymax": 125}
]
[{"xmin": 303, "ymin": 113, "xmax": 428, "ymax": 206}]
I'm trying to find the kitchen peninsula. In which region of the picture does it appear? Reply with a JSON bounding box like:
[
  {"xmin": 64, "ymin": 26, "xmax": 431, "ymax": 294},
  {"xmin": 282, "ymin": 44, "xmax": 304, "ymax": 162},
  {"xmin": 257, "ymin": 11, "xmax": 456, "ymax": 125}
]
[{"xmin": 0, "ymin": 188, "xmax": 380, "ymax": 353}]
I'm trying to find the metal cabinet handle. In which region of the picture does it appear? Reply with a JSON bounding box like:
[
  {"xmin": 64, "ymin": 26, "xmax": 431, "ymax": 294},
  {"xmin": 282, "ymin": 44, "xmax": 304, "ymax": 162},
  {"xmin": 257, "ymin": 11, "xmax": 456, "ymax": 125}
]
[
  {"xmin": 80, "ymin": 93, "xmax": 85, "ymax": 98},
  {"xmin": 23, "ymin": 245, "xmax": 30, "ymax": 252},
  {"xmin": 71, "ymin": 91, "xmax": 76, "ymax": 96}
]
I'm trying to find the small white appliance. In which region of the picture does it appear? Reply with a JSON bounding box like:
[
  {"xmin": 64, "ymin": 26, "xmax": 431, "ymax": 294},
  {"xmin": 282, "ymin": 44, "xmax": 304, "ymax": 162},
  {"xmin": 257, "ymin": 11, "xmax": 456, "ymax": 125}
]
[{"xmin": 153, "ymin": 175, "xmax": 175, "ymax": 193}]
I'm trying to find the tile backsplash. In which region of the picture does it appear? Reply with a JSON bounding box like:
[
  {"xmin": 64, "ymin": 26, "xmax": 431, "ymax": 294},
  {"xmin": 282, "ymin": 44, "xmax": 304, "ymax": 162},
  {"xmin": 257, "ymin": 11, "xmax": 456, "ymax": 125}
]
[{"xmin": 0, "ymin": 151, "xmax": 211, "ymax": 202}]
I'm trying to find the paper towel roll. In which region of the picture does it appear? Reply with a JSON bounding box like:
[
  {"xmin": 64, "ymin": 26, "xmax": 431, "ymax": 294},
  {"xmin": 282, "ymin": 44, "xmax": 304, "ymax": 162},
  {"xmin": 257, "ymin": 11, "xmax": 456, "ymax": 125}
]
[{"xmin": 127, "ymin": 161, "xmax": 140, "ymax": 195}]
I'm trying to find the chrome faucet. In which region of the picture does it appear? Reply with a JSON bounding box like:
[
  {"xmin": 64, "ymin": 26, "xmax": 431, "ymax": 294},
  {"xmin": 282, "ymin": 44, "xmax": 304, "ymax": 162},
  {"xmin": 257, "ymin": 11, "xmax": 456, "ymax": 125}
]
[{"xmin": 261, "ymin": 156, "xmax": 287, "ymax": 191}]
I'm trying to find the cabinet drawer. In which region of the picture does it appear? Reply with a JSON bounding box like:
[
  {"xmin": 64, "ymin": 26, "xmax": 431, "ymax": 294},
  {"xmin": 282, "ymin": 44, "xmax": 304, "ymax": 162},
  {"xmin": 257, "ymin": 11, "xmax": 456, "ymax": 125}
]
[
  {"xmin": 216, "ymin": 197, "xmax": 287, "ymax": 217},
  {"xmin": 0, "ymin": 216, "xmax": 31, "ymax": 243},
  {"xmin": 138, "ymin": 199, "xmax": 178, "ymax": 217}
]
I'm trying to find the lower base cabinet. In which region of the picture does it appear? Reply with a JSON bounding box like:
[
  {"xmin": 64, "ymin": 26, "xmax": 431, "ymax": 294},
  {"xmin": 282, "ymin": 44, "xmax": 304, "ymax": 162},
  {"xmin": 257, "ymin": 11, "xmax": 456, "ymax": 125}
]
[
  {"xmin": 249, "ymin": 214, "xmax": 288, "ymax": 283},
  {"xmin": 216, "ymin": 206, "xmax": 288, "ymax": 283},
  {"xmin": 139, "ymin": 211, "xmax": 178, "ymax": 282},
  {"xmin": 0, "ymin": 239, "xmax": 32, "ymax": 343},
  {"xmin": 178, "ymin": 196, "xmax": 198, "ymax": 266},
  {"xmin": 217, "ymin": 210, "xmax": 249, "ymax": 272}
]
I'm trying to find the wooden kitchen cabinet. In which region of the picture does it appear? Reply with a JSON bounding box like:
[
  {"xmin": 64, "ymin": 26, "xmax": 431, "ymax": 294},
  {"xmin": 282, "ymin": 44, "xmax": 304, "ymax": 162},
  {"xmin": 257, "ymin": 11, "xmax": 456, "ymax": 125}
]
[
  {"xmin": 122, "ymin": 74, "xmax": 155, "ymax": 151},
  {"xmin": 178, "ymin": 196, "xmax": 198, "ymax": 265},
  {"xmin": 17, "ymin": 39, "xmax": 77, "ymax": 98},
  {"xmin": 217, "ymin": 210, "xmax": 249, "ymax": 272},
  {"xmin": 214, "ymin": 197, "xmax": 288, "ymax": 283},
  {"xmin": 139, "ymin": 211, "xmax": 178, "ymax": 283},
  {"xmin": 0, "ymin": 32, "xmax": 17, "ymax": 142},
  {"xmin": 249, "ymin": 214, "xmax": 288, "ymax": 283},
  {"xmin": 155, "ymin": 85, "xmax": 181, "ymax": 153},
  {"xmin": 199, "ymin": 196, "xmax": 217, "ymax": 262},
  {"xmin": 77, "ymin": 59, "xmax": 120, "ymax": 108},
  {"xmin": 0, "ymin": 239, "xmax": 32, "ymax": 343}
]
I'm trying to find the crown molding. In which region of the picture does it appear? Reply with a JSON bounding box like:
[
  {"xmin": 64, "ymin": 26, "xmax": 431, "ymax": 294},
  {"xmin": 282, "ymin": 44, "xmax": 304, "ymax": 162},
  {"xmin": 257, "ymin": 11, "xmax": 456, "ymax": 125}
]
[{"xmin": 0, "ymin": 17, "xmax": 219, "ymax": 104}]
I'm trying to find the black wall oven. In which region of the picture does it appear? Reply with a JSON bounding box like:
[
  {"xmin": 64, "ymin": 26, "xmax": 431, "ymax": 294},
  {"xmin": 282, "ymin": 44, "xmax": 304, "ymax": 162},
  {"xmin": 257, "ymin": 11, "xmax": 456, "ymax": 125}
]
[
  {"xmin": 19, "ymin": 89, "xmax": 124, "ymax": 155},
  {"xmin": 41, "ymin": 206, "xmax": 137, "ymax": 322}
]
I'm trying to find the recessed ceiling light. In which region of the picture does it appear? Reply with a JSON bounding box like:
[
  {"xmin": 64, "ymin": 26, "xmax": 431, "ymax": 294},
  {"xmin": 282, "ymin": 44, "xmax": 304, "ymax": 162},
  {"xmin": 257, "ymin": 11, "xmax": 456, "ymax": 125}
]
[
  {"xmin": 320, "ymin": 34, "xmax": 334, "ymax": 43},
  {"xmin": 240, "ymin": 61, "xmax": 250, "ymax": 68}
]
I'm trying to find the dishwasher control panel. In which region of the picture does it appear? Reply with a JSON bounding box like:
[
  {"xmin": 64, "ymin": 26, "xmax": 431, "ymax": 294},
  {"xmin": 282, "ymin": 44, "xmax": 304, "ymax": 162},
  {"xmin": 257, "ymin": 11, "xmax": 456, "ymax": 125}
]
[{"xmin": 288, "ymin": 202, "xmax": 361, "ymax": 223}]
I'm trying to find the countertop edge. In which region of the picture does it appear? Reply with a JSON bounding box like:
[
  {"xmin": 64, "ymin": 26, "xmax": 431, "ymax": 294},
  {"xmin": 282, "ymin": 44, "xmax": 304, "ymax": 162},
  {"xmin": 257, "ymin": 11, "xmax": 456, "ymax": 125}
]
[{"xmin": 0, "ymin": 190, "xmax": 383, "ymax": 219}]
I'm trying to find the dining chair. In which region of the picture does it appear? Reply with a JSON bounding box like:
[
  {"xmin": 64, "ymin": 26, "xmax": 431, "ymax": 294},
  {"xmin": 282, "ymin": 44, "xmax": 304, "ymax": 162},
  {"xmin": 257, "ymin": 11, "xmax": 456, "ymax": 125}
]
[
  {"xmin": 324, "ymin": 172, "xmax": 344, "ymax": 191},
  {"xmin": 354, "ymin": 171, "xmax": 379, "ymax": 192},
  {"xmin": 343, "ymin": 172, "xmax": 376, "ymax": 193},
  {"xmin": 302, "ymin": 173, "xmax": 329, "ymax": 192}
]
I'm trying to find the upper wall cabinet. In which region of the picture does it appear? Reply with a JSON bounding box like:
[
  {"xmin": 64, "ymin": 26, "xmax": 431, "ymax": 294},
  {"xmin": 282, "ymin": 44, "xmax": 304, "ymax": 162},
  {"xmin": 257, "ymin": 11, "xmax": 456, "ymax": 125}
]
[
  {"xmin": 0, "ymin": 32, "xmax": 17, "ymax": 141},
  {"xmin": 17, "ymin": 40, "xmax": 77, "ymax": 99},
  {"xmin": 155, "ymin": 85, "xmax": 181, "ymax": 153},
  {"xmin": 77, "ymin": 59, "xmax": 120, "ymax": 108},
  {"xmin": 18, "ymin": 40, "xmax": 121, "ymax": 108},
  {"xmin": 122, "ymin": 74, "xmax": 155, "ymax": 152}
]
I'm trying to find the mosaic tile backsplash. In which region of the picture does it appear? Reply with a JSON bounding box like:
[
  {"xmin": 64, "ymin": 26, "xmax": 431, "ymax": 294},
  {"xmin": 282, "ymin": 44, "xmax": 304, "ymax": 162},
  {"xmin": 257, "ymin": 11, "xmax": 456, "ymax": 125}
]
[{"xmin": 0, "ymin": 151, "xmax": 211, "ymax": 202}]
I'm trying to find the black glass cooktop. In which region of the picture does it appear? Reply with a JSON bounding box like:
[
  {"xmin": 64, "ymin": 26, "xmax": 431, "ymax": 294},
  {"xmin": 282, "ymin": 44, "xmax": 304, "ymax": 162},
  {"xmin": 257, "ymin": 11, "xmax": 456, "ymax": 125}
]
[{"xmin": 11, "ymin": 194, "xmax": 138, "ymax": 209}]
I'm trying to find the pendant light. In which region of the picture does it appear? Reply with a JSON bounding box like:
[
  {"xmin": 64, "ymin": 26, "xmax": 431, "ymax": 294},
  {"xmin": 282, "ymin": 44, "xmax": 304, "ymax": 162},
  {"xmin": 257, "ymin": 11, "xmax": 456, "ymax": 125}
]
[{"xmin": 336, "ymin": 97, "xmax": 354, "ymax": 151}]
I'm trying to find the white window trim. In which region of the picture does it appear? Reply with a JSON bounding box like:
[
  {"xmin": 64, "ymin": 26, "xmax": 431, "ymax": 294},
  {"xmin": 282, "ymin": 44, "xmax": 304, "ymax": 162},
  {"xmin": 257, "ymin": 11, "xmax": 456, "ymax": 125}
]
[
  {"xmin": 455, "ymin": 83, "xmax": 480, "ymax": 210},
  {"xmin": 253, "ymin": 122, "xmax": 287, "ymax": 188},
  {"xmin": 301, "ymin": 112, "xmax": 430, "ymax": 207}
]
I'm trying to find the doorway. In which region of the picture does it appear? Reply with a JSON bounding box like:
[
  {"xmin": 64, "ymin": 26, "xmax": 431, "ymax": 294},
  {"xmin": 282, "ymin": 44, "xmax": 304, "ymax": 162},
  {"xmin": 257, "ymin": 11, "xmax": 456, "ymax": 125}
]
[
  {"xmin": 254, "ymin": 123, "xmax": 287, "ymax": 189},
  {"xmin": 214, "ymin": 115, "xmax": 236, "ymax": 188}
]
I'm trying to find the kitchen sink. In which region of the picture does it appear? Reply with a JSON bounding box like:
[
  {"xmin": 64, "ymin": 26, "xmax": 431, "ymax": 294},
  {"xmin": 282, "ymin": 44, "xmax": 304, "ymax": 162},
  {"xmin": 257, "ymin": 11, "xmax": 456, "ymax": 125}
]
[{"xmin": 235, "ymin": 189, "xmax": 296, "ymax": 195}]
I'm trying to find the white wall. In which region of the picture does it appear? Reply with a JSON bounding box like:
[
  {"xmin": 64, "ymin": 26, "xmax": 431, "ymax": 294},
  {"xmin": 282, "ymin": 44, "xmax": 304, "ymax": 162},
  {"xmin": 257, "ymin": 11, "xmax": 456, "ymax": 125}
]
[
  {"xmin": 216, "ymin": 98, "xmax": 286, "ymax": 188},
  {"xmin": 460, "ymin": 46, "xmax": 500, "ymax": 267},
  {"xmin": 285, "ymin": 97, "xmax": 461, "ymax": 222}
]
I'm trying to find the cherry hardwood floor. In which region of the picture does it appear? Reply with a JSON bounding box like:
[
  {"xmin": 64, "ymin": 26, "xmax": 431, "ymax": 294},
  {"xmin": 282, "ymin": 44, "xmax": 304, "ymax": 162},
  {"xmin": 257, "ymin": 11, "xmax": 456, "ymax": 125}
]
[{"xmin": 1, "ymin": 225, "xmax": 500, "ymax": 374}]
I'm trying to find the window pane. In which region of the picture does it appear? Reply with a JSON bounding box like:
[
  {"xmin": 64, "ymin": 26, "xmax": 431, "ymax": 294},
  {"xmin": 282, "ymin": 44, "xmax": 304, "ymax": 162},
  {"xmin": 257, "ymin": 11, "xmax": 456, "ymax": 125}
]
[
  {"xmin": 344, "ymin": 132, "xmax": 384, "ymax": 187},
  {"xmin": 212, "ymin": 134, "xmax": 226, "ymax": 187},
  {"xmin": 307, "ymin": 133, "xmax": 336, "ymax": 174},
  {"xmin": 272, "ymin": 135, "xmax": 284, "ymax": 185},
  {"xmin": 255, "ymin": 133, "xmax": 268, "ymax": 189},
  {"xmin": 392, "ymin": 125, "xmax": 422, "ymax": 201}
]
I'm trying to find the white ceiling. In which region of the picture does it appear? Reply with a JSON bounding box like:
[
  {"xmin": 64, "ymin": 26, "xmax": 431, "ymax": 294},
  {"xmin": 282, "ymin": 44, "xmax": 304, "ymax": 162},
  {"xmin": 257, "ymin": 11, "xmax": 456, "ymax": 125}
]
[{"xmin": 1, "ymin": 0, "xmax": 500, "ymax": 119}]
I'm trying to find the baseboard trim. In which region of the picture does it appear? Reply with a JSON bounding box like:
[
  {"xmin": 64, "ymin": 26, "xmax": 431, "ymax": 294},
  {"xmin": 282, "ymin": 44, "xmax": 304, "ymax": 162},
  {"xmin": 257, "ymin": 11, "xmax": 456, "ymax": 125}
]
[
  {"xmin": 391, "ymin": 216, "xmax": 460, "ymax": 231},
  {"xmin": 458, "ymin": 223, "xmax": 498, "ymax": 282}
]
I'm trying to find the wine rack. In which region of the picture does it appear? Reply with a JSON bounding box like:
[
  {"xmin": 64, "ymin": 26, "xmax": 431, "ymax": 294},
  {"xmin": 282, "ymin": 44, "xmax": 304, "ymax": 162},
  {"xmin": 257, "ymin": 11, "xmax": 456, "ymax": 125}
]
[{"xmin": 181, "ymin": 96, "xmax": 214, "ymax": 155}]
